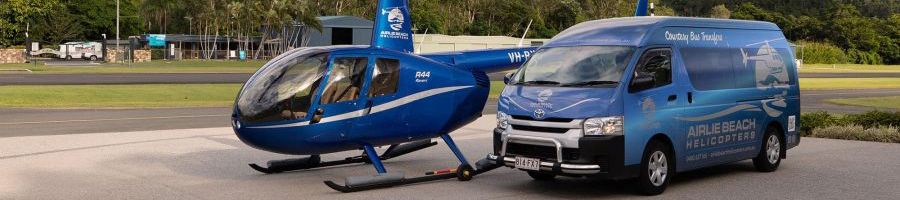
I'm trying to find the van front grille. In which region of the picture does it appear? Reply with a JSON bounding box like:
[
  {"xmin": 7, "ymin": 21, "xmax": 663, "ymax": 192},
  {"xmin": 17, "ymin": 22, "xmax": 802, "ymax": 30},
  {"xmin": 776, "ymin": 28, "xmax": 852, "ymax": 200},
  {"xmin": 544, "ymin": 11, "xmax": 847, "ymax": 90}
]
[
  {"xmin": 510, "ymin": 124, "xmax": 569, "ymax": 133},
  {"xmin": 510, "ymin": 115, "xmax": 573, "ymax": 123}
]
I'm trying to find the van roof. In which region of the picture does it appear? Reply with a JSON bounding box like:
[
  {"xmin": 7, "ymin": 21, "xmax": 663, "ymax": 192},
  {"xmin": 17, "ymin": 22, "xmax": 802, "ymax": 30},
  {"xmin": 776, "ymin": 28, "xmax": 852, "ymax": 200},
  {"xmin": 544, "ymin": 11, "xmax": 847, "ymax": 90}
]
[{"xmin": 544, "ymin": 16, "xmax": 781, "ymax": 48}]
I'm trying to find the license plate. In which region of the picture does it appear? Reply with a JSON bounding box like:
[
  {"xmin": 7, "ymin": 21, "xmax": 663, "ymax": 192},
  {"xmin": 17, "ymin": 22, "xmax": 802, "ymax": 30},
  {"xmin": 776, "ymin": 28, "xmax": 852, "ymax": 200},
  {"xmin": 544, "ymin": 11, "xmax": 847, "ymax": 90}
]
[{"xmin": 514, "ymin": 156, "xmax": 541, "ymax": 171}]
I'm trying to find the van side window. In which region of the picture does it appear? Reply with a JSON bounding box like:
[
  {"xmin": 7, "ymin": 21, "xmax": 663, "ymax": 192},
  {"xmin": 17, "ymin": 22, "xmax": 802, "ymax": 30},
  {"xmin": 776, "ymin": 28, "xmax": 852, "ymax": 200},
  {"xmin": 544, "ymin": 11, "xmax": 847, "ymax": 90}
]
[
  {"xmin": 682, "ymin": 48, "xmax": 737, "ymax": 90},
  {"xmin": 734, "ymin": 47, "xmax": 792, "ymax": 88},
  {"xmin": 630, "ymin": 48, "xmax": 672, "ymax": 92},
  {"xmin": 682, "ymin": 47, "xmax": 794, "ymax": 90},
  {"xmin": 368, "ymin": 58, "xmax": 400, "ymax": 97},
  {"xmin": 321, "ymin": 57, "xmax": 368, "ymax": 104}
]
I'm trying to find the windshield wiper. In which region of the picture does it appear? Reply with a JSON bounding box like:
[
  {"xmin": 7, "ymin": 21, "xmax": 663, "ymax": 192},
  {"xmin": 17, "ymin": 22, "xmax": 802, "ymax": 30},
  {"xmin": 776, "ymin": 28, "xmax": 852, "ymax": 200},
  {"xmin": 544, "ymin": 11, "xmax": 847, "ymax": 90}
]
[
  {"xmin": 560, "ymin": 80, "xmax": 618, "ymax": 87},
  {"xmin": 521, "ymin": 80, "xmax": 561, "ymax": 86}
]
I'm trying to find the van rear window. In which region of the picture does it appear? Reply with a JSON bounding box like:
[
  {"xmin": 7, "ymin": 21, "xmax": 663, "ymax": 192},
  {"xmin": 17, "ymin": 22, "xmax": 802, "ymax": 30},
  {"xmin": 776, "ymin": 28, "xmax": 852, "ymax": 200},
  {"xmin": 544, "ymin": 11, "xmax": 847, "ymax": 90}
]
[{"xmin": 681, "ymin": 47, "xmax": 794, "ymax": 91}]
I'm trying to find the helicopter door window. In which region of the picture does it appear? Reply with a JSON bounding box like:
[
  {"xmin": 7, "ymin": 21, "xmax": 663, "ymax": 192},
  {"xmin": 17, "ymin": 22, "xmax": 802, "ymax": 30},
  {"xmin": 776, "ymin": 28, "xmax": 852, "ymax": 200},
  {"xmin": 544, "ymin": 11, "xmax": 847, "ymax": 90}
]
[
  {"xmin": 369, "ymin": 58, "xmax": 400, "ymax": 97},
  {"xmin": 321, "ymin": 57, "xmax": 368, "ymax": 104}
]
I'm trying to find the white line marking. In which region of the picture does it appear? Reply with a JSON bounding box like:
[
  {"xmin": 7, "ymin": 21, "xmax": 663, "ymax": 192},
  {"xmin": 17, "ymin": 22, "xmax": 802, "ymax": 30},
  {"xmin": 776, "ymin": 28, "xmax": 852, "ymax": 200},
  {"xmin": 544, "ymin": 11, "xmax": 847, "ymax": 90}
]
[
  {"xmin": 0, "ymin": 114, "xmax": 226, "ymax": 125},
  {"xmin": 802, "ymin": 91, "xmax": 900, "ymax": 96}
]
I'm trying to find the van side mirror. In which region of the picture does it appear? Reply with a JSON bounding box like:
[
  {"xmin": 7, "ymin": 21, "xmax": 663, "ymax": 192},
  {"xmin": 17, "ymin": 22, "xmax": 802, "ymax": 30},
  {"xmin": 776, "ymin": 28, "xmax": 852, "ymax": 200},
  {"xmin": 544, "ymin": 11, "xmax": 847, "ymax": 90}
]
[
  {"xmin": 503, "ymin": 72, "xmax": 515, "ymax": 84},
  {"xmin": 629, "ymin": 75, "xmax": 655, "ymax": 92}
]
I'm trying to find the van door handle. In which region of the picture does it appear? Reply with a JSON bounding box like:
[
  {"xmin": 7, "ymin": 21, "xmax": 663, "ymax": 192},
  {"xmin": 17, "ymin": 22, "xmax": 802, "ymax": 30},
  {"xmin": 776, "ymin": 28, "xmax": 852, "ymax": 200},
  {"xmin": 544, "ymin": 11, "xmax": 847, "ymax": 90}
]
[{"xmin": 668, "ymin": 95, "xmax": 677, "ymax": 102}]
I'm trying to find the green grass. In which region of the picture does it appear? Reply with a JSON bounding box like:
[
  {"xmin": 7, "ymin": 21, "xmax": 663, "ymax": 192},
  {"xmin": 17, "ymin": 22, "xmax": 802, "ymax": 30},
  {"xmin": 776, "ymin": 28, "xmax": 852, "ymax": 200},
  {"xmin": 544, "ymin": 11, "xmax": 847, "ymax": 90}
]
[
  {"xmin": 800, "ymin": 78, "xmax": 900, "ymax": 90},
  {"xmin": 490, "ymin": 81, "xmax": 506, "ymax": 99},
  {"xmin": 0, "ymin": 60, "xmax": 265, "ymax": 74},
  {"xmin": 799, "ymin": 64, "xmax": 900, "ymax": 73},
  {"xmin": 0, "ymin": 84, "xmax": 241, "ymax": 108},
  {"xmin": 827, "ymin": 96, "xmax": 900, "ymax": 110}
]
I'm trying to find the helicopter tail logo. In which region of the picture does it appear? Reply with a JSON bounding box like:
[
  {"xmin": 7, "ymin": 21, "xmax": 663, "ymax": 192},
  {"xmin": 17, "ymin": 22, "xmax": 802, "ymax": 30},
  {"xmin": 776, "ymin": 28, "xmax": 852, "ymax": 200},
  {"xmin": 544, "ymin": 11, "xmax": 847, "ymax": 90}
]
[{"xmin": 373, "ymin": 0, "xmax": 414, "ymax": 53}]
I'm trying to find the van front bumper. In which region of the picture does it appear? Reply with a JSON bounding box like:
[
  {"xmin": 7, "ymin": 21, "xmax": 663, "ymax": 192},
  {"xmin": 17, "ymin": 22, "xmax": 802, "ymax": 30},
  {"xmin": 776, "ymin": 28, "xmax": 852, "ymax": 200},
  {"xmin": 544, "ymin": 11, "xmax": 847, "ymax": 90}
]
[{"xmin": 489, "ymin": 128, "xmax": 638, "ymax": 180}]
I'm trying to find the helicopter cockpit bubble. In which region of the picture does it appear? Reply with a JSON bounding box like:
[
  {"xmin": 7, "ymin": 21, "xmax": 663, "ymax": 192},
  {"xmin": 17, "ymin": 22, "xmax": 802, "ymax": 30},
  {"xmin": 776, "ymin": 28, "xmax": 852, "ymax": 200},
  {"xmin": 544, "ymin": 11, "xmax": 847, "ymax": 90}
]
[{"xmin": 237, "ymin": 49, "xmax": 330, "ymax": 124}]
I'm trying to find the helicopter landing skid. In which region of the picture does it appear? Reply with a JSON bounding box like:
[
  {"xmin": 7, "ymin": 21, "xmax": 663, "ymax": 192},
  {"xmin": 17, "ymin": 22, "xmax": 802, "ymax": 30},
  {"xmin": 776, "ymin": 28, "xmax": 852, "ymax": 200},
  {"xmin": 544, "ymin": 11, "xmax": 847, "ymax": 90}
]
[
  {"xmin": 249, "ymin": 139, "xmax": 437, "ymax": 174},
  {"xmin": 323, "ymin": 135, "xmax": 504, "ymax": 193}
]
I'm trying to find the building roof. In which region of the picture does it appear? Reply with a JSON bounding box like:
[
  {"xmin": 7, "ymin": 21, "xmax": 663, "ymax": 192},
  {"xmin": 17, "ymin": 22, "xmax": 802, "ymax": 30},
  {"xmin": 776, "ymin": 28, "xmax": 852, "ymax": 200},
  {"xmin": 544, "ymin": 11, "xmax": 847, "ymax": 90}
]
[
  {"xmin": 316, "ymin": 16, "xmax": 373, "ymax": 29},
  {"xmin": 414, "ymin": 34, "xmax": 547, "ymax": 45}
]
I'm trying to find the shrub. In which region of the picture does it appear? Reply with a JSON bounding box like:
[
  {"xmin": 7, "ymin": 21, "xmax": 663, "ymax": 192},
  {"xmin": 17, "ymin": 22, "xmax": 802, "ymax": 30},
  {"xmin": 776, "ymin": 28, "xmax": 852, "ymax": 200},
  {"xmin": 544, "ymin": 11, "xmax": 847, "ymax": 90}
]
[
  {"xmin": 150, "ymin": 49, "xmax": 165, "ymax": 60},
  {"xmin": 812, "ymin": 125, "xmax": 900, "ymax": 143},
  {"xmin": 845, "ymin": 110, "xmax": 900, "ymax": 129},
  {"xmin": 798, "ymin": 41, "xmax": 848, "ymax": 64},
  {"xmin": 847, "ymin": 49, "xmax": 883, "ymax": 65},
  {"xmin": 800, "ymin": 111, "xmax": 839, "ymax": 136}
]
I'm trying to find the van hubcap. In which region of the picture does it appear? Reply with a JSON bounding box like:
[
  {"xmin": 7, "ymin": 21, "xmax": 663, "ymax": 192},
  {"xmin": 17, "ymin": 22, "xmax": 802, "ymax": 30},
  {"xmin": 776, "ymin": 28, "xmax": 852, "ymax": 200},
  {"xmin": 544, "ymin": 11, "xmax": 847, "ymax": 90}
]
[
  {"xmin": 767, "ymin": 135, "xmax": 780, "ymax": 164},
  {"xmin": 648, "ymin": 151, "xmax": 668, "ymax": 186}
]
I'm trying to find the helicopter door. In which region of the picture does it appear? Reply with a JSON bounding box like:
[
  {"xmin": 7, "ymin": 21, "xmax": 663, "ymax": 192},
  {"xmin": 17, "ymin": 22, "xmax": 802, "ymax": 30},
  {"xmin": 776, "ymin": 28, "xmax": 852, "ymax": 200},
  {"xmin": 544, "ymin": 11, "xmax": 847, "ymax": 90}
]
[
  {"xmin": 350, "ymin": 57, "xmax": 408, "ymax": 141},
  {"xmin": 309, "ymin": 56, "xmax": 369, "ymax": 138}
]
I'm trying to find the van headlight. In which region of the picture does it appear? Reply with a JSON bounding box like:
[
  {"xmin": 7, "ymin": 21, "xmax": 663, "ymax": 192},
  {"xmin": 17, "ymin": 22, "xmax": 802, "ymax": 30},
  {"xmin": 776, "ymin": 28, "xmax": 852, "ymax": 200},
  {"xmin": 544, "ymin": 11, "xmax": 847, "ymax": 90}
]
[
  {"xmin": 497, "ymin": 111, "xmax": 510, "ymax": 129},
  {"xmin": 583, "ymin": 116, "xmax": 623, "ymax": 136}
]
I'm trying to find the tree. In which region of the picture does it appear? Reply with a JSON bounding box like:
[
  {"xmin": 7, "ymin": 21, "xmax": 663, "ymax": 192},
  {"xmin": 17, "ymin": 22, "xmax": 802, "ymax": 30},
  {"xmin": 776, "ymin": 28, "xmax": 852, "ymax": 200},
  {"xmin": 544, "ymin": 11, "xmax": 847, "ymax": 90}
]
[
  {"xmin": 71, "ymin": 0, "xmax": 143, "ymax": 40},
  {"xmin": 0, "ymin": 0, "xmax": 58, "ymax": 47},
  {"xmin": 653, "ymin": 5, "xmax": 677, "ymax": 16},
  {"xmin": 30, "ymin": 5, "xmax": 83, "ymax": 44},
  {"xmin": 709, "ymin": 4, "xmax": 730, "ymax": 19}
]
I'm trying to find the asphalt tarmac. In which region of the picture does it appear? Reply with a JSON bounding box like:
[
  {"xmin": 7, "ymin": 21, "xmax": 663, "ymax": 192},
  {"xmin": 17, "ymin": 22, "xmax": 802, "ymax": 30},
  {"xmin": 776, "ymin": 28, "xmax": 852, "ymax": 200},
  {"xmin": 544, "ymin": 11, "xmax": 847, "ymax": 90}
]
[
  {"xmin": 0, "ymin": 73, "xmax": 250, "ymax": 85},
  {"xmin": 0, "ymin": 115, "xmax": 897, "ymax": 200}
]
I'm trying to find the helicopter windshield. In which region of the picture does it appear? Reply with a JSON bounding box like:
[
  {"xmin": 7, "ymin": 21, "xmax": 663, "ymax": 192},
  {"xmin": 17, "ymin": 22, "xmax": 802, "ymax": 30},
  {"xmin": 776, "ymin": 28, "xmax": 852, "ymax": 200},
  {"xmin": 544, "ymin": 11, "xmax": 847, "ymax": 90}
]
[{"xmin": 237, "ymin": 49, "xmax": 330, "ymax": 123}]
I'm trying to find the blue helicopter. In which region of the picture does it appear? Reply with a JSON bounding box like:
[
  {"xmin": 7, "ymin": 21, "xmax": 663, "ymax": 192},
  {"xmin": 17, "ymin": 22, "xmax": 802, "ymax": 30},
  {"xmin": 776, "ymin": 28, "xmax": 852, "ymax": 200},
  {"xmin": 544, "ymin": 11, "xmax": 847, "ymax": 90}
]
[{"xmin": 231, "ymin": 0, "xmax": 541, "ymax": 192}]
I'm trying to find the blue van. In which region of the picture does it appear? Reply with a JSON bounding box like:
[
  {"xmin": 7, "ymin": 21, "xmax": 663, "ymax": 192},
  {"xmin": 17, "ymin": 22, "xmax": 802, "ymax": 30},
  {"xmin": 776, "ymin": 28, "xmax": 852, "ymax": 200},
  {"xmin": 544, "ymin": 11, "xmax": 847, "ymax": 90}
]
[{"xmin": 488, "ymin": 17, "xmax": 800, "ymax": 195}]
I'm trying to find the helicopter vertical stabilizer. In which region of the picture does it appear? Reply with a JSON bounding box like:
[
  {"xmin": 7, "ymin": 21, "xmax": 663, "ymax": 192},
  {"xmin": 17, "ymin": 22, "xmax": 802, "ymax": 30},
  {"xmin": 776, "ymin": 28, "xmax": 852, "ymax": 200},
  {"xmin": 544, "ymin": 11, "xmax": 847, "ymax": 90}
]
[
  {"xmin": 372, "ymin": 0, "xmax": 415, "ymax": 53},
  {"xmin": 634, "ymin": 0, "xmax": 650, "ymax": 16}
]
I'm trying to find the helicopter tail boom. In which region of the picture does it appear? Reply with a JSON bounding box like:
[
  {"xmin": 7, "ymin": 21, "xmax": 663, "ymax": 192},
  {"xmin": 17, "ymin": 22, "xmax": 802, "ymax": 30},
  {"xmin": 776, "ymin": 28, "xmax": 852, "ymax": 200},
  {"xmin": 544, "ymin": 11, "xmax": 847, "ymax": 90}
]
[{"xmin": 421, "ymin": 47, "xmax": 538, "ymax": 73}]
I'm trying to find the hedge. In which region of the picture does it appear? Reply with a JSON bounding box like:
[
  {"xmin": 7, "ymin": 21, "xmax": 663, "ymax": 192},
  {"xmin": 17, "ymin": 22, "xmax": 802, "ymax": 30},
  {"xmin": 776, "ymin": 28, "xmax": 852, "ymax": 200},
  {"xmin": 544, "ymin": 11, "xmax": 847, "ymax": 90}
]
[{"xmin": 800, "ymin": 111, "xmax": 900, "ymax": 143}]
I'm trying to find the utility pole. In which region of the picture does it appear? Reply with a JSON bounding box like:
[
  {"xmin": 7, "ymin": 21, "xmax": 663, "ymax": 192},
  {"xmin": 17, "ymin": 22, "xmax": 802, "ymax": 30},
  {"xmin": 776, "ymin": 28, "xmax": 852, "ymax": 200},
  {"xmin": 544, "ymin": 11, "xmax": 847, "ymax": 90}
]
[{"xmin": 116, "ymin": 0, "xmax": 120, "ymax": 63}]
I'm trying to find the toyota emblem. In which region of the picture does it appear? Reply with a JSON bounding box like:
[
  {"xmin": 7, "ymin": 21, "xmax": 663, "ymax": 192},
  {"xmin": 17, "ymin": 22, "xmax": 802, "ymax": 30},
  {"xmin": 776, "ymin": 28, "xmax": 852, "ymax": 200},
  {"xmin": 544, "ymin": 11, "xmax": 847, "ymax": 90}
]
[{"xmin": 533, "ymin": 108, "xmax": 546, "ymax": 119}]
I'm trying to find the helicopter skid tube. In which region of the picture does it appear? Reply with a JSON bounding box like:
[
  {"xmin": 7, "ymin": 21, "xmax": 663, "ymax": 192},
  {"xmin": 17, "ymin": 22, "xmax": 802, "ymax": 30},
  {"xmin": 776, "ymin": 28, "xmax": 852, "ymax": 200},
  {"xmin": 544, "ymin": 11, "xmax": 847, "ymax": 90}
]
[
  {"xmin": 249, "ymin": 140, "xmax": 437, "ymax": 174},
  {"xmin": 323, "ymin": 154, "xmax": 505, "ymax": 193},
  {"xmin": 323, "ymin": 164, "xmax": 472, "ymax": 193},
  {"xmin": 249, "ymin": 155, "xmax": 366, "ymax": 174}
]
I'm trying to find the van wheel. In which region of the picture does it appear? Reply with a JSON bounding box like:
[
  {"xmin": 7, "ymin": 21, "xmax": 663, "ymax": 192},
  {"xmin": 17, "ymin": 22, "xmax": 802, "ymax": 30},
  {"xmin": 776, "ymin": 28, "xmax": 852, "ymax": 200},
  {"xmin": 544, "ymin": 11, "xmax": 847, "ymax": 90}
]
[
  {"xmin": 753, "ymin": 126, "xmax": 782, "ymax": 172},
  {"xmin": 89, "ymin": 55, "xmax": 98, "ymax": 61},
  {"xmin": 65, "ymin": 55, "xmax": 72, "ymax": 60},
  {"xmin": 526, "ymin": 171, "xmax": 556, "ymax": 181},
  {"xmin": 637, "ymin": 140, "xmax": 671, "ymax": 195}
]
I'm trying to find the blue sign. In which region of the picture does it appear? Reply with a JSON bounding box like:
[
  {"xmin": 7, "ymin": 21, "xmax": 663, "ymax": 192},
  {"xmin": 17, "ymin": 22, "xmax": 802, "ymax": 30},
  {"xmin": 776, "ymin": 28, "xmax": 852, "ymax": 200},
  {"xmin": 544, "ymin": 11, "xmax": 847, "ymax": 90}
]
[{"xmin": 148, "ymin": 34, "xmax": 166, "ymax": 47}]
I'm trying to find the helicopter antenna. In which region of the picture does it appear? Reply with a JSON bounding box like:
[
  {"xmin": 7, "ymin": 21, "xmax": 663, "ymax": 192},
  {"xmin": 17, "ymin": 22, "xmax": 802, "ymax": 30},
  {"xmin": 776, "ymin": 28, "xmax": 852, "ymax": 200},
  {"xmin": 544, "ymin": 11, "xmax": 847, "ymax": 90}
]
[
  {"xmin": 415, "ymin": 28, "xmax": 428, "ymax": 54},
  {"xmin": 517, "ymin": 19, "xmax": 533, "ymax": 47}
]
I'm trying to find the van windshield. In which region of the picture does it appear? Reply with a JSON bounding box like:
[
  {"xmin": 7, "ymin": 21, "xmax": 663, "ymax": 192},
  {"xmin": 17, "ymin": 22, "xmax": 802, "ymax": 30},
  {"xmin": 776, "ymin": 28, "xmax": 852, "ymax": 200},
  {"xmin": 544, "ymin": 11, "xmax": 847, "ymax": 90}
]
[{"xmin": 512, "ymin": 46, "xmax": 635, "ymax": 87}]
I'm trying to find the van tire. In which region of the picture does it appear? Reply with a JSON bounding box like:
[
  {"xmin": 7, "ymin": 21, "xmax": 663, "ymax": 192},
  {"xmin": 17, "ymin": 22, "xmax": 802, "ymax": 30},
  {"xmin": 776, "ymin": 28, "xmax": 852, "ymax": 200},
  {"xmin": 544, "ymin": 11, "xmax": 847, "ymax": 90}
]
[
  {"xmin": 526, "ymin": 171, "xmax": 556, "ymax": 181},
  {"xmin": 637, "ymin": 140, "xmax": 672, "ymax": 195},
  {"xmin": 753, "ymin": 126, "xmax": 782, "ymax": 172},
  {"xmin": 65, "ymin": 55, "xmax": 72, "ymax": 60},
  {"xmin": 89, "ymin": 55, "xmax": 98, "ymax": 61}
]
